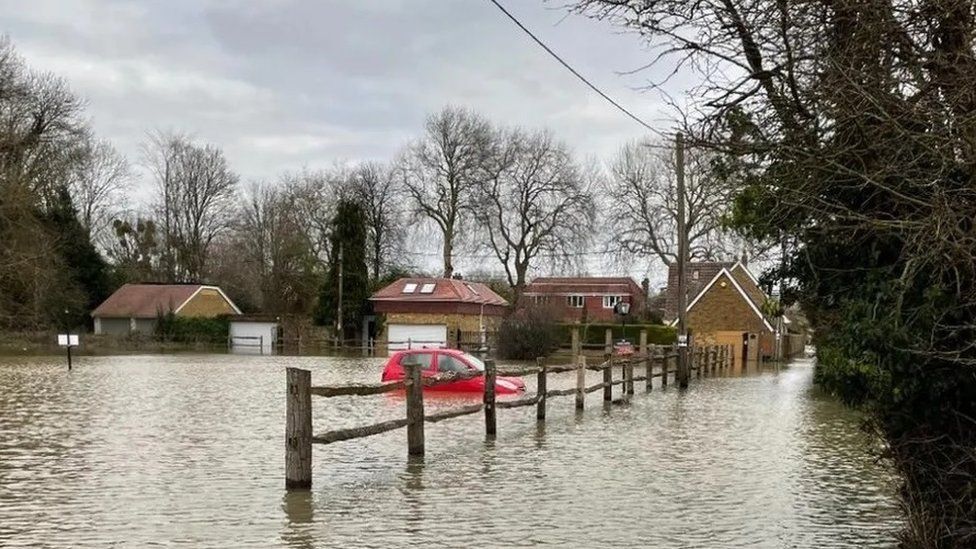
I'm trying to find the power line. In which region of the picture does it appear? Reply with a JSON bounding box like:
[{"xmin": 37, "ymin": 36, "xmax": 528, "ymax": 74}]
[{"xmin": 486, "ymin": 0, "xmax": 657, "ymax": 133}]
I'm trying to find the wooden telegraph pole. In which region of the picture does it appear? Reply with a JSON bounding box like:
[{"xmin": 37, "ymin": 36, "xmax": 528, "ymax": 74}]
[
  {"xmin": 335, "ymin": 242, "xmax": 343, "ymax": 348},
  {"xmin": 676, "ymin": 132, "xmax": 690, "ymax": 388}
]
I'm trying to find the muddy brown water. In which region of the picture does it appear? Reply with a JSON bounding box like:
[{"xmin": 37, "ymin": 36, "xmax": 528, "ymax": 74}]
[{"xmin": 0, "ymin": 354, "xmax": 899, "ymax": 548}]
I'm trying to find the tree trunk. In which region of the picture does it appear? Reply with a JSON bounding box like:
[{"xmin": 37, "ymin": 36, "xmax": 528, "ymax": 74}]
[{"xmin": 442, "ymin": 231, "xmax": 453, "ymax": 279}]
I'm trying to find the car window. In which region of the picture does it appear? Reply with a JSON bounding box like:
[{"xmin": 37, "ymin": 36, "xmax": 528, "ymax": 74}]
[
  {"xmin": 437, "ymin": 354, "xmax": 471, "ymax": 373},
  {"xmin": 399, "ymin": 352, "xmax": 433, "ymax": 370},
  {"xmin": 461, "ymin": 353, "xmax": 485, "ymax": 371}
]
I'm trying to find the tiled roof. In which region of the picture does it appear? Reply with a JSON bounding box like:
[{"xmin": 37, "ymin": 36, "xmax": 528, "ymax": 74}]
[
  {"xmin": 370, "ymin": 278, "xmax": 508, "ymax": 306},
  {"xmin": 91, "ymin": 284, "xmax": 202, "ymax": 318},
  {"xmin": 524, "ymin": 277, "xmax": 644, "ymax": 296}
]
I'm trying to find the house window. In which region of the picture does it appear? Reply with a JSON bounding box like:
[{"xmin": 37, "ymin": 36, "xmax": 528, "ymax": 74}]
[
  {"xmin": 567, "ymin": 295, "xmax": 584, "ymax": 308},
  {"xmin": 603, "ymin": 295, "xmax": 622, "ymax": 309},
  {"xmin": 531, "ymin": 295, "xmax": 550, "ymax": 304},
  {"xmin": 402, "ymin": 283, "xmax": 417, "ymax": 293},
  {"xmin": 692, "ymin": 270, "xmax": 700, "ymax": 280},
  {"xmin": 420, "ymin": 283, "xmax": 436, "ymax": 294}
]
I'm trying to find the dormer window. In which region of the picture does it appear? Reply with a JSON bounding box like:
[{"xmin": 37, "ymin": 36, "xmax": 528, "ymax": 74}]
[
  {"xmin": 420, "ymin": 283, "xmax": 436, "ymax": 294},
  {"xmin": 402, "ymin": 283, "xmax": 417, "ymax": 293}
]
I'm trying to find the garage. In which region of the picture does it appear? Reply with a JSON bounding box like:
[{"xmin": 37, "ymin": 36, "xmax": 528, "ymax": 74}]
[
  {"xmin": 387, "ymin": 324, "xmax": 447, "ymax": 353},
  {"xmin": 229, "ymin": 320, "xmax": 278, "ymax": 354}
]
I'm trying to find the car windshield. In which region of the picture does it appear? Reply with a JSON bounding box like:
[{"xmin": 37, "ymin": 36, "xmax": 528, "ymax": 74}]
[{"xmin": 462, "ymin": 353, "xmax": 486, "ymax": 371}]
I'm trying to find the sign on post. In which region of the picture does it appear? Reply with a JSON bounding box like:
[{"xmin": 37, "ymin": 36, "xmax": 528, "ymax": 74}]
[
  {"xmin": 57, "ymin": 333, "xmax": 79, "ymax": 370},
  {"xmin": 677, "ymin": 334, "xmax": 689, "ymax": 348}
]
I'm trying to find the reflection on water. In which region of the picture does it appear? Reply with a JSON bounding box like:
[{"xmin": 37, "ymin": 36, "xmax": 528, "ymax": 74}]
[{"xmin": 0, "ymin": 354, "xmax": 899, "ymax": 547}]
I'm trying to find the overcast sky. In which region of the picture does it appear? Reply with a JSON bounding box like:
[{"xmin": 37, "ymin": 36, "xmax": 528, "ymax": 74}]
[{"xmin": 3, "ymin": 0, "xmax": 689, "ymax": 281}]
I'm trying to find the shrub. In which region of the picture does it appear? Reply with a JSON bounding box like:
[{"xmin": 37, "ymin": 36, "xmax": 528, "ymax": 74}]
[
  {"xmin": 496, "ymin": 303, "xmax": 562, "ymax": 360},
  {"xmin": 155, "ymin": 311, "xmax": 229, "ymax": 343}
]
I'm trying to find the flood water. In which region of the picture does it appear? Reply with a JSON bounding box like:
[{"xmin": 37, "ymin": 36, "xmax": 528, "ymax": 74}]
[{"xmin": 0, "ymin": 354, "xmax": 899, "ymax": 548}]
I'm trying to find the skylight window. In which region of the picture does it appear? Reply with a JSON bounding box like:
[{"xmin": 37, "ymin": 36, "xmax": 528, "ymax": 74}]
[
  {"xmin": 420, "ymin": 283, "xmax": 436, "ymax": 294},
  {"xmin": 402, "ymin": 283, "xmax": 417, "ymax": 294}
]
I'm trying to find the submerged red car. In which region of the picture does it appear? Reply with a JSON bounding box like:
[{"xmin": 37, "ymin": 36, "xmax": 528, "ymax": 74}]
[{"xmin": 381, "ymin": 349, "xmax": 525, "ymax": 394}]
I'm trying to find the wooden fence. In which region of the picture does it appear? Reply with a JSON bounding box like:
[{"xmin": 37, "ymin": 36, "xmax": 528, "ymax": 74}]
[{"xmin": 285, "ymin": 329, "xmax": 733, "ymax": 489}]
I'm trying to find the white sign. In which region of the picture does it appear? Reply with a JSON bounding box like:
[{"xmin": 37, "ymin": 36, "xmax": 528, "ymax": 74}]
[
  {"xmin": 677, "ymin": 334, "xmax": 689, "ymax": 347},
  {"xmin": 57, "ymin": 334, "xmax": 79, "ymax": 347}
]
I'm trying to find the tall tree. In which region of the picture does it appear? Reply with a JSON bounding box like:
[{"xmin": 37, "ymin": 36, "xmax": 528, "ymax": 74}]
[
  {"xmin": 144, "ymin": 131, "xmax": 238, "ymax": 282},
  {"xmin": 314, "ymin": 199, "xmax": 369, "ymax": 337},
  {"xmin": 476, "ymin": 128, "xmax": 594, "ymax": 300},
  {"xmin": 108, "ymin": 216, "xmax": 162, "ymax": 283},
  {"xmin": 399, "ymin": 106, "xmax": 491, "ymax": 278},
  {"xmin": 605, "ymin": 139, "xmax": 744, "ymax": 267},
  {"xmin": 68, "ymin": 137, "xmax": 129, "ymax": 247},
  {"xmin": 351, "ymin": 161, "xmax": 404, "ymax": 281}
]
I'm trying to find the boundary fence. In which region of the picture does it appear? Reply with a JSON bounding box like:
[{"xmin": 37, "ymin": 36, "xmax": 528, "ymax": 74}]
[{"xmin": 285, "ymin": 328, "xmax": 732, "ymax": 489}]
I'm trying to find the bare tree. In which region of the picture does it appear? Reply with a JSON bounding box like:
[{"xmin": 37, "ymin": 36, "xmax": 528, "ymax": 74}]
[
  {"xmin": 144, "ymin": 131, "xmax": 238, "ymax": 282},
  {"xmin": 399, "ymin": 106, "xmax": 491, "ymax": 278},
  {"xmin": 605, "ymin": 139, "xmax": 745, "ymax": 268},
  {"xmin": 69, "ymin": 137, "xmax": 129, "ymax": 246},
  {"xmin": 350, "ymin": 161, "xmax": 404, "ymax": 280},
  {"xmin": 476, "ymin": 128, "xmax": 595, "ymax": 300}
]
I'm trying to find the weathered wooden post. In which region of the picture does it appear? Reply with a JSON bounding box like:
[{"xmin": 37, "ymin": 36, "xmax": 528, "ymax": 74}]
[
  {"xmin": 536, "ymin": 357, "xmax": 547, "ymax": 421},
  {"xmin": 285, "ymin": 368, "xmax": 312, "ymax": 490},
  {"xmin": 695, "ymin": 346, "xmax": 702, "ymax": 378},
  {"xmin": 484, "ymin": 359, "xmax": 497, "ymax": 438},
  {"xmin": 603, "ymin": 352, "xmax": 613, "ymax": 402},
  {"xmin": 711, "ymin": 346, "xmax": 718, "ymax": 373},
  {"xmin": 575, "ymin": 355, "xmax": 586, "ymax": 410},
  {"xmin": 626, "ymin": 358, "xmax": 634, "ymax": 395},
  {"xmin": 405, "ymin": 361, "xmax": 425, "ymax": 456},
  {"xmin": 661, "ymin": 346, "xmax": 670, "ymax": 388},
  {"xmin": 640, "ymin": 330, "xmax": 650, "ymax": 392},
  {"xmin": 572, "ymin": 326, "xmax": 581, "ymax": 360}
]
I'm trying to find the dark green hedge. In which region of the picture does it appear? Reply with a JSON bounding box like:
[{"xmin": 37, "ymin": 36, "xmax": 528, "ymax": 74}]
[
  {"xmin": 155, "ymin": 312, "xmax": 229, "ymax": 343},
  {"xmin": 558, "ymin": 323, "xmax": 675, "ymax": 346}
]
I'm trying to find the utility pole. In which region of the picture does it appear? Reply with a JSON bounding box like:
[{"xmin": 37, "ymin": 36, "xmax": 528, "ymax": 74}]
[
  {"xmin": 336, "ymin": 242, "xmax": 344, "ymax": 348},
  {"xmin": 675, "ymin": 132, "xmax": 690, "ymax": 388}
]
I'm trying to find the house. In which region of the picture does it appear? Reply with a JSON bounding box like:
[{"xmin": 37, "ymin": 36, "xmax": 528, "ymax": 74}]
[
  {"xmin": 664, "ymin": 261, "xmax": 775, "ymax": 363},
  {"xmin": 521, "ymin": 277, "xmax": 648, "ymax": 322},
  {"xmin": 370, "ymin": 277, "xmax": 509, "ymax": 354},
  {"xmin": 91, "ymin": 284, "xmax": 241, "ymax": 335}
]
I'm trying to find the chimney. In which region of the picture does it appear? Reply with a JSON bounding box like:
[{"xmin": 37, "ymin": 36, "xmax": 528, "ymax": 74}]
[
  {"xmin": 641, "ymin": 277, "xmax": 650, "ymax": 312},
  {"xmin": 740, "ymin": 249, "xmax": 748, "ymax": 266}
]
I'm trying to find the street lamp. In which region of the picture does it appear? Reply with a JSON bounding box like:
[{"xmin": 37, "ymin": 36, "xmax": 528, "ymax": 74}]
[{"xmin": 613, "ymin": 301, "xmax": 631, "ymax": 341}]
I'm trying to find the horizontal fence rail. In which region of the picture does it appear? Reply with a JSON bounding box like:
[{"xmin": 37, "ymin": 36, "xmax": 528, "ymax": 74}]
[{"xmin": 284, "ymin": 327, "xmax": 733, "ymax": 489}]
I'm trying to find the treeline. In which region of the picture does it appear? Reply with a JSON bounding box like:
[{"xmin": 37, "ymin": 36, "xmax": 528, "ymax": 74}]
[{"xmin": 0, "ymin": 35, "xmax": 750, "ymax": 334}]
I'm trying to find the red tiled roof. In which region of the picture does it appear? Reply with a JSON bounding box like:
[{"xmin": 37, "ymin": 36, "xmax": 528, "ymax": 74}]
[
  {"xmin": 91, "ymin": 284, "xmax": 203, "ymax": 318},
  {"xmin": 370, "ymin": 278, "xmax": 508, "ymax": 306},
  {"xmin": 524, "ymin": 277, "xmax": 644, "ymax": 296}
]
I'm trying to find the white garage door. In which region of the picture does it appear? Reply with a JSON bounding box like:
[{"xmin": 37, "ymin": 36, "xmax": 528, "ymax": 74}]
[
  {"xmin": 229, "ymin": 321, "xmax": 278, "ymax": 354},
  {"xmin": 387, "ymin": 324, "xmax": 447, "ymax": 353}
]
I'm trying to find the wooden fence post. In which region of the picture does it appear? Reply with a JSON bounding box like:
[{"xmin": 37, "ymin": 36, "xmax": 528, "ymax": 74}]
[
  {"xmin": 572, "ymin": 326, "xmax": 581, "ymax": 360},
  {"xmin": 661, "ymin": 346, "xmax": 670, "ymax": 388},
  {"xmin": 484, "ymin": 359, "xmax": 497, "ymax": 438},
  {"xmin": 641, "ymin": 331, "xmax": 650, "ymax": 392},
  {"xmin": 711, "ymin": 346, "xmax": 718, "ymax": 373},
  {"xmin": 536, "ymin": 357, "xmax": 547, "ymax": 421},
  {"xmin": 575, "ymin": 355, "xmax": 586, "ymax": 410},
  {"xmin": 406, "ymin": 361, "xmax": 425, "ymax": 456},
  {"xmin": 625, "ymin": 357, "xmax": 634, "ymax": 395},
  {"xmin": 285, "ymin": 367, "xmax": 312, "ymax": 490},
  {"xmin": 695, "ymin": 346, "xmax": 702, "ymax": 378},
  {"xmin": 603, "ymin": 352, "xmax": 613, "ymax": 402}
]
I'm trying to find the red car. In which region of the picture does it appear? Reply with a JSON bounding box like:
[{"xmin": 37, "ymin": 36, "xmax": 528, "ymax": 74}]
[{"xmin": 381, "ymin": 349, "xmax": 525, "ymax": 394}]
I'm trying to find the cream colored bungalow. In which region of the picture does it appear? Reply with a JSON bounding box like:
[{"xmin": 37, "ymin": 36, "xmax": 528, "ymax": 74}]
[{"xmin": 91, "ymin": 284, "xmax": 241, "ymax": 335}]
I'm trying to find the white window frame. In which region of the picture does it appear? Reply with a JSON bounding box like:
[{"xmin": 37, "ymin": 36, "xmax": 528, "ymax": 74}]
[
  {"xmin": 402, "ymin": 283, "xmax": 418, "ymax": 294},
  {"xmin": 567, "ymin": 295, "xmax": 584, "ymax": 308},
  {"xmin": 602, "ymin": 295, "xmax": 622, "ymax": 309},
  {"xmin": 420, "ymin": 283, "xmax": 436, "ymax": 294}
]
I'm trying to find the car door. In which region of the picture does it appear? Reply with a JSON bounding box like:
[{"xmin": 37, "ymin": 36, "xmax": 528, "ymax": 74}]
[{"xmin": 432, "ymin": 353, "xmax": 482, "ymax": 392}]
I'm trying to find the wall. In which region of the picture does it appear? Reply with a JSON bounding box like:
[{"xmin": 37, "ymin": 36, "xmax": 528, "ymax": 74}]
[
  {"xmin": 686, "ymin": 272, "xmax": 771, "ymax": 343},
  {"xmin": 229, "ymin": 321, "xmax": 278, "ymax": 354},
  {"xmin": 177, "ymin": 288, "xmax": 237, "ymax": 318},
  {"xmin": 550, "ymin": 294, "xmax": 637, "ymax": 323},
  {"xmin": 377, "ymin": 312, "xmax": 502, "ymax": 354},
  {"xmin": 133, "ymin": 318, "xmax": 157, "ymax": 334}
]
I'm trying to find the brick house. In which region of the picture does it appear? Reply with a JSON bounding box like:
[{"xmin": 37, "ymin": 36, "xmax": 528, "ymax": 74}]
[
  {"xmin": 370, "ymin": 277, "xmax": 508, "ymax": 354},
  {"xmin": 521, "ymin": 277, "xmax": 648, "ymax": 322},
  {"xmin": 664, "ymin": 261, "xmax": 775, "ymax": 362},
  {"xmin": 91, "ymin": 284, "xmax": 241, "ymax": 335}
]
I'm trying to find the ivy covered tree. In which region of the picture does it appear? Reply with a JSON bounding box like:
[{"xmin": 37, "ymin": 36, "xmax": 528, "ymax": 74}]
[{"xmin": 315, "ymin": 199, "xmax": 370, "ymax": 339}]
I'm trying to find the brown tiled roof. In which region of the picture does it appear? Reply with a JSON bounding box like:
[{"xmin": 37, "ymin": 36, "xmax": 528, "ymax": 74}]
[
  {"xmin": 664, "ymin": 262, "xmax": 734, "ymax": 320},
  {"xmin": 524, "ymin": 277, "xmax": 645, "ymax": 296},
  {"xmin": 91, "ymin": 284, "xmax": 202, "ymax": 318},
  {"xmin": 370, "ymin": 278, "xmax": 508, "ymax": 306}
]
